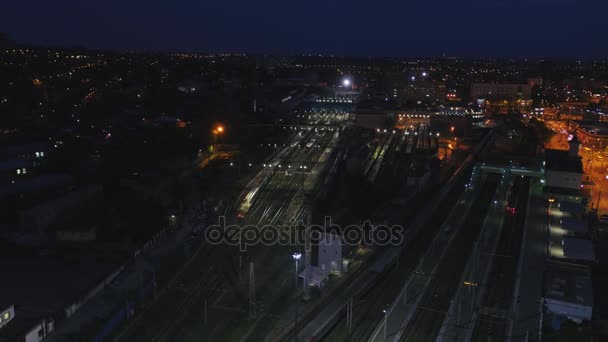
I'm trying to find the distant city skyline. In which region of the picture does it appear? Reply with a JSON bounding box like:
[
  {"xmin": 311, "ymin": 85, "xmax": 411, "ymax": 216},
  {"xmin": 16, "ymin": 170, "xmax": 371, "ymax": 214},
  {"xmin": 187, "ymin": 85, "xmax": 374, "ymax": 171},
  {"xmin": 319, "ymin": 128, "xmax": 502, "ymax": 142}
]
[{"xmin": 3, "ymin": 0, "xmax": 608, "ymax": 58}]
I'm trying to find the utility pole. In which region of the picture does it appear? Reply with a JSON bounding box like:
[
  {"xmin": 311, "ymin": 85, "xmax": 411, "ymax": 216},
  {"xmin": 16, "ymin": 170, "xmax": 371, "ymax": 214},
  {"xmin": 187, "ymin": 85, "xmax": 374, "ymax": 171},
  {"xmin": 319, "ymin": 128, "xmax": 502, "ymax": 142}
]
[
  {"xmin": 249, "ymin": 262, "xmax": 256, "ymax": 319},
  {"xmin": 303, "ymin": 201, "xmax": 312, "ymax": 301},
  {"xmin": 203, "ymin": 297, "xmax": 207, "ymax": 324},
  {"xmin": 538, "ymin": 298, "xmax": 544, "ymax": 342},
  {"xmin": 239, "ymin": 252, "xmax": 243, "ymax": 283},
  {"xmin": 347, "ymin": 298, "xmax": 353, "ymax": 333},
  {"xmin": 292, "ymin": 252, "xmax": 302, "ymax": 342}
]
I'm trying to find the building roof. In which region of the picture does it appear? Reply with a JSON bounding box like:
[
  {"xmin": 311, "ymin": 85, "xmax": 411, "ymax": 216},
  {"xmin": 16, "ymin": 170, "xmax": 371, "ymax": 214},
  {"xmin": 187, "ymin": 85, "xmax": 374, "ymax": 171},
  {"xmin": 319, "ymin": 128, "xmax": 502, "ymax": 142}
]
[
  {"xmin": 544, "ymin": 261, "xmax": 593, "ymax": 318},
  {"xmin": 557, "ymin": 201, "xmax": 585, "ymax": 216},
  {"xmin": 560, "ymin": 217, "xmax": 588, "ymax": 234},
  {"xmin": 562, "ymin": 238, "xmax": 595, "ymax": 261},
  {"xmin": 544, "ymin": 186, "xmax": 591, "ymax": 198},
  {"xmin": 545, "ymin": 261, "xmax": 593, "ymax": 304},
  {"xmin": 545, "ymin": 149, "xmax": 583, "ymax": 174}
]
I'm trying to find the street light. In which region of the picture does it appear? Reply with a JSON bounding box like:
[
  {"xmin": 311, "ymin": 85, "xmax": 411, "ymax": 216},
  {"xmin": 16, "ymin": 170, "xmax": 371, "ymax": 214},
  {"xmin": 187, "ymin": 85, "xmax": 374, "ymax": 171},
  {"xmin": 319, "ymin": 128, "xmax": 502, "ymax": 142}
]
[
  {"xmin": 292, "ymin": 252, "xmax": 302, "ymax": 342},
  {"xmin": 292, "ymin": 252, "xmax": 301, "ymax": 287},
  {"xmin": 383, "ymin": 308, "xmax": 388, "ymax": 339},
  {"xmin": 212, "ymin": 124, "xmax": 225, "ymax": 143}
]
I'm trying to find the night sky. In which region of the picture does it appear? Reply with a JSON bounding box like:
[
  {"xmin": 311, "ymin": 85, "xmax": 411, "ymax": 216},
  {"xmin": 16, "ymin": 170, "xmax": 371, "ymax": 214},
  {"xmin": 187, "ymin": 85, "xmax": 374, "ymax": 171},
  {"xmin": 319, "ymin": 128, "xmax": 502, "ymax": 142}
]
[{"xmin": 3, "ymin": 0, "xmax": 607, "ymax": 57}]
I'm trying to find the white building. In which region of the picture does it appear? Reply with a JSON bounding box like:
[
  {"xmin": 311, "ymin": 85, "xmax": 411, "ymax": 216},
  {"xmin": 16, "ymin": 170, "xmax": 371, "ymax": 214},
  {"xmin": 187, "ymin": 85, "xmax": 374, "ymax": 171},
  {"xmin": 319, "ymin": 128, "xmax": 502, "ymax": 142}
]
[
  {"xmin": 317, "ymin": 233, "xmax": 343, "ymax": 274},
  {"xmin": 544, "ymin": 138, "xmax": 583, "ymax": 191},
  {"xmin": 299, "ymin": 232, "xmax": 343, "ymax": 287}
]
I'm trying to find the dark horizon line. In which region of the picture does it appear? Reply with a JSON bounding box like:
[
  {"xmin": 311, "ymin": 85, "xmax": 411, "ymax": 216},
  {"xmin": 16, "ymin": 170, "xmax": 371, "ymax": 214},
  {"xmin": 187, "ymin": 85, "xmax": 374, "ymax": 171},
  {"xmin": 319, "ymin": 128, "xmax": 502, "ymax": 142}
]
[{"xmin": 6, "ymin": 38, "xmax": 608, "ymax": 62}]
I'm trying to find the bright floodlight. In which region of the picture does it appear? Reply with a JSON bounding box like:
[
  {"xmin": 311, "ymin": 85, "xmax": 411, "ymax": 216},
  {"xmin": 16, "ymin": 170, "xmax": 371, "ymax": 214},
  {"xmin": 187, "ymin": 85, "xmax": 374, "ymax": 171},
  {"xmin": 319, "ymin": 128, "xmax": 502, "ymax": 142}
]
[
  {"xmin": 343, "ymin": 78, "xmax": 351, "ymax": 86},
  {"xmin": 422, "ymin": 72, "xmax": 428, "ymax": 77},
  {"xmin": 292, "ymin": 252, "xmax": 302, "ymax": 260}
]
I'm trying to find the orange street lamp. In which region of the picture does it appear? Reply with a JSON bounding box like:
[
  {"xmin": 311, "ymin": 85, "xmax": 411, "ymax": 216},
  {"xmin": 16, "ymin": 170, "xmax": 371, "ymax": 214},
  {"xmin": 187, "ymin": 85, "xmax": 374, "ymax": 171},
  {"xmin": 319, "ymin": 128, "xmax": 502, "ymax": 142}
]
[{"xmin": 217, "ymin": 125, "xmax": 224, "ymax": 134}]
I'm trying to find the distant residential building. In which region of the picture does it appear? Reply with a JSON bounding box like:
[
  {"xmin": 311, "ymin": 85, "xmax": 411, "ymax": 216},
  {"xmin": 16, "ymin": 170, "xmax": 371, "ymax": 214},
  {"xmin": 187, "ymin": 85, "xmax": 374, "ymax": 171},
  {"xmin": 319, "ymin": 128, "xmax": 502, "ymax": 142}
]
[
  {"xmin": 0, "ymin": 159, "xmax": 30, "ymax": 182},
  {"xmin": 0, "ymin": 143, "xmax": 49, "ymax": 161},
  {"xmin": 353, "ymin": 109, "xmax": 393, "ymax": 129},
  {"xmin": 399, "ymin": 76, "xmax": 445, "ymax": 104},
  {"xmin": 470, "ymin": 83, "xmax": 531, "ymax": 100},
  {"xmin": 20, "ymin": 184, "xmax": 103, "ymax": 231},
  {"xmin": 531, "ymin": 107, "xmax": 545, "ymax": 118},
  {"xmin": 430, "ymin": 106, "xmax": 481, "ymax": 137},
  {"xmin": 353, "ymin": 99, "xmax": 398, "ymax": 129},
  {"xmin": 0, "ymin": 143, "xmax": 49, "ymax": 183},
  {"xmin": 255, "ymin": 87, "xmax": 307, "ymax": 115}
]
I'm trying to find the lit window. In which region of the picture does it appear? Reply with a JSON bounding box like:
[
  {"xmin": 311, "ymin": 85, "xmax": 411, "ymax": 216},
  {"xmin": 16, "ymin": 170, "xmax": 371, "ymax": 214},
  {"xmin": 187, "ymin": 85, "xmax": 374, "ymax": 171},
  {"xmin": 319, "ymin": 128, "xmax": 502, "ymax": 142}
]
[
  {"xmin": 3, "ymin": 312, "xmax": 8, "ymax": 320},
  {"xmin": 22, "ymin": 168, "xmax": 27, "ymax": 174},
  {"xmin": 16, "ymin": 169, "xmax": 21, "ymax": 175}
]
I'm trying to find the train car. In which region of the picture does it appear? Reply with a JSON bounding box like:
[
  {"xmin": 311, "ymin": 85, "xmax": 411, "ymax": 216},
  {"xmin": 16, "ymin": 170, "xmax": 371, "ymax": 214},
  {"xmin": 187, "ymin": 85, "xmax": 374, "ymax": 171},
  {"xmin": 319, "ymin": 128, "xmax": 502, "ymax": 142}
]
[{"xmin": 236, "ymin": 187, "xmax": 259, "ymax": 219}]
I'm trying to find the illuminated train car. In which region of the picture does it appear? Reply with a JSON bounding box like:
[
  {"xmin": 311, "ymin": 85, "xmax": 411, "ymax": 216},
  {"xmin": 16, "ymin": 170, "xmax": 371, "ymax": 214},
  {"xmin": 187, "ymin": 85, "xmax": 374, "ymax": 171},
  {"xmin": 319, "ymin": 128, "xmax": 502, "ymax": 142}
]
[{"xmin": 236, "ymin": 187, "xmax": 259, "ymax": 219}]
